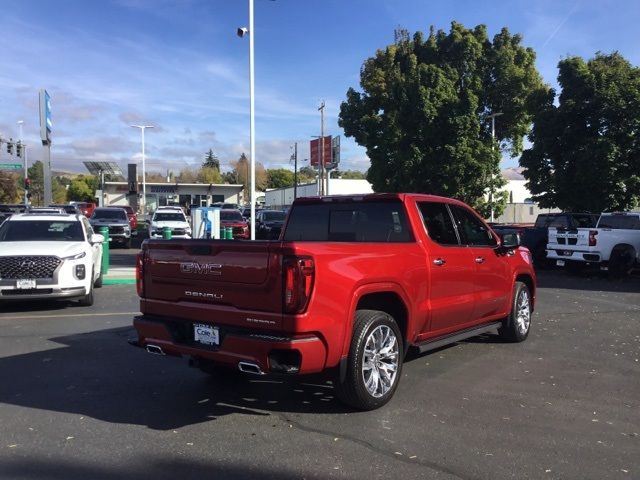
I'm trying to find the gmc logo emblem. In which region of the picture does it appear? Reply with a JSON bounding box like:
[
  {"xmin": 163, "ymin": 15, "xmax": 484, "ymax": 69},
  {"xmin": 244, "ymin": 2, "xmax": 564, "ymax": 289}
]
[{"xmin": 179, "ymin": 262, "xmax": 222, "ymax": 275}]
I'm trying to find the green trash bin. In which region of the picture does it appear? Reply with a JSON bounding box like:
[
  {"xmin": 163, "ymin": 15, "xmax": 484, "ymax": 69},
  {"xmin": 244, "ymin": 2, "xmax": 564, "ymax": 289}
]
[
  {"xmin": 99, "ymin": 226, "xmax": 109, "ymax": 274},
  {"xmin": 162, "ymin": 226, "xmax": 172, "ymax": 240},
  {"xmin": 225, "ymin": 227, "xmax": 233, "ymax": 240}
]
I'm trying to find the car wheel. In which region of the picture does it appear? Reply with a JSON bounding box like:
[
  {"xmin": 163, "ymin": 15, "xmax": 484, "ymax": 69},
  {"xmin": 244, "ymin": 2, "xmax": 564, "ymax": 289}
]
[
  {"xmin": 609, "ymin": 247, "xmax": 635, "ymax": 278},
  {"xmin": 94, "ymin": 268, "xmax": 103, "ymax": 288},
  {"xmin": 499, "ymin": 282, "xmax": 531, "ymax": 342},
  {"xmin": 334, "ymin": 309, "xmax": 403, "ymax": 410},
  {"xmin": 78, "ymin": 275, "xmax": 95, "ymax": 307}
]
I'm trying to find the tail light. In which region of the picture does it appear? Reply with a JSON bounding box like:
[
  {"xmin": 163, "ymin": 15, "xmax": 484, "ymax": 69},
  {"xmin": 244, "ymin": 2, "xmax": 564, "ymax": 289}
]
[
  {"xmin": 588, "ymin": 230, "xmax": 598, "ymax": 246},
  {"xmin": 136, "ymin": 251, "xmax": 145, "ymax": 297},
  {"xmin": 283, "ymin": 256, "xmax": 315, "ymax": 314}
]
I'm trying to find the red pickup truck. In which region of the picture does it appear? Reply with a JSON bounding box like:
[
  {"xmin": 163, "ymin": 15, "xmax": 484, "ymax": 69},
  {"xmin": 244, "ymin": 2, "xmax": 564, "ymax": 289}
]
[{"xmin": 133, "ymin": 194, "xmax": 536, "ymax": 410}]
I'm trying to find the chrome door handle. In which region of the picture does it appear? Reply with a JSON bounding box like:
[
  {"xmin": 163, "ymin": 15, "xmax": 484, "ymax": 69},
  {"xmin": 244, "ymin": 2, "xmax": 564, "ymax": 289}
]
[
  {"xmin": 433, "ymin": 258, "xmax": 446, "ymax": 266},
  {"xmin": 475, "ymin": 257, "xmax": 485, "ymax": 264}
]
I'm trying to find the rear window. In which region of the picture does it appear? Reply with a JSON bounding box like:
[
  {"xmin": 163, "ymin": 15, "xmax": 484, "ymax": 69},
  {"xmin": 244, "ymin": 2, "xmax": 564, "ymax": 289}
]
[
  {"xmin": 597, "ymin": 215, "xmax": 640, "ymax": 230},
  {"xmin": 283, "ymin": 201, "xmax": 414, "ymax": 242}
]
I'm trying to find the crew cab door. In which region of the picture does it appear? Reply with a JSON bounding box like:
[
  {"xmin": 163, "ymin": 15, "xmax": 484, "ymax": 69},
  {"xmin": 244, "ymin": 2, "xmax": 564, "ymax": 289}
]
[
  {"xmin": 416, "ymin": 202, "xmax": 475, "ymax": 336},
  {"xmin": 449, "ymin": 205, "xmax": 510, "ymax": 321}
]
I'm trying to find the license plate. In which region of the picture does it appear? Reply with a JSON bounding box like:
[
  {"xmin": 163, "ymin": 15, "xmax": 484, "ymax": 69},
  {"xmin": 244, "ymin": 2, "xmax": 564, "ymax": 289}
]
[
  {"xmin": 563, "ymin": 251, "xmax": 572, "ymax": 256},
  {"xmin": 194, "ymin": 323, "xmax": 219, "ymax": 346},
  {"xmin": 556, "ymin": 260, "xmax": 565, "ymax": 266},
  {"xmin": 16, "ymin": 279, "xmax": 36, "ymax": 289}
]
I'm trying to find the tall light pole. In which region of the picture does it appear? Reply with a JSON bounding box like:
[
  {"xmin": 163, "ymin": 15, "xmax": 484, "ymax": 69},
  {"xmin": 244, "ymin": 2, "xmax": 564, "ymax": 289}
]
[
  {"xmin": 17, "ymin": 120, "xmax": 27, "ymax": 205},
  {"xmin": 131, "ymin": 125, "xmax": 154, "ymax": 215},
  {"xmin": 237, "ymin": 0, "xmax": 256, "ymax": 239},
  {"xmin": 486, "ymin": 112, "xmax": 503, "ymax": 222}
]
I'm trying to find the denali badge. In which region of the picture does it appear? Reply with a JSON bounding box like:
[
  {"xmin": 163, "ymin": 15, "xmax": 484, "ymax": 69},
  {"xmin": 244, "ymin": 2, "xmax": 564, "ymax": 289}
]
[
  {"xmin": 180, "ymin": 262, "xmax": 222, "ymax": 275},
  {"xmin": 185, "ymin": 291, "xmax": 224, "ymax": 299}
]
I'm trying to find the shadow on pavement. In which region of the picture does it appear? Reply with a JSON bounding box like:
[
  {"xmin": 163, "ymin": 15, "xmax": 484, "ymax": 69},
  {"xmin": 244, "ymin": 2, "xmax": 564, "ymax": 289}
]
[
  {"xmin": 536, "ymin": 268, "xmax": 640, "ymax": 293},
  {"xmin": 0, "ymin": 326, "xmax": 350, "ymax": 431},
  {"xmin": 0, "ymin": 457, "xmax": 304, "ymax": 480}
]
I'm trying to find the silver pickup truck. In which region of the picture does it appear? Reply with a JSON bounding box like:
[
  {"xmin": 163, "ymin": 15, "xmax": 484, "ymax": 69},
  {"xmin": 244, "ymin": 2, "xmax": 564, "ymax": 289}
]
[{"xmin": 89, "ymin": 207, "xmax": 132, "ymax": 248}]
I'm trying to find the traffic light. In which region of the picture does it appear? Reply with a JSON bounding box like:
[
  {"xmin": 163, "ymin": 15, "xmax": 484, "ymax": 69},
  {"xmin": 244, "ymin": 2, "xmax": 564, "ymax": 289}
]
[
  {"xmin": 24, "ymin": 177, "xmax": 31, "ymax": 190},
  {"xmin": 6, "ymin": 140, "xmax": 13, "ymax": 155},
  {"xmin": 16, "ymin": 141, "xmax": 22, "ymax": 158}
]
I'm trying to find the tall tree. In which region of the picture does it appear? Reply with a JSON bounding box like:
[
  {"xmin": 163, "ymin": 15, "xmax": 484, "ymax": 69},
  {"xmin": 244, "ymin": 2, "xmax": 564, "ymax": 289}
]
[
  {"xmin": 27, "ymin": 161, "xmax": 45, "ymax": 206},
  {"xmin": 203, "ymin": 149, "xmax": 220, "ymax": 171},
  {"xmin": 68, "ymin": 176, "xmax": 96, "ymax": 202},
  {"xmin": 0, "ymin": 172, "xmax": 20, "ymax": 203},
  {"xmin": 339, "ymin": 23, "xmax": 548, "ymax": 216},
  {"xmin": 228, "ymin": 153, "xmax": 268, "ymax": 192},
  {"xmin": 197, "ymin": 166, "xmax": 223, "ymax": 184},
  {"xmin": 520, "ymin": 52, "xmax": 640, "ymax": 212},
  {"xmin": 266, "ymin": 168, "xmax": 295, "ymax": 189}
]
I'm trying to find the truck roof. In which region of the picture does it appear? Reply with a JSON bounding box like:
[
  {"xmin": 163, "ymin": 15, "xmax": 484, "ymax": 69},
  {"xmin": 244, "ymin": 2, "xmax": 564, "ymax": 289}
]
[{"xmin": 292, "ymin": 193, "xmax": 470, "ymax": 207}]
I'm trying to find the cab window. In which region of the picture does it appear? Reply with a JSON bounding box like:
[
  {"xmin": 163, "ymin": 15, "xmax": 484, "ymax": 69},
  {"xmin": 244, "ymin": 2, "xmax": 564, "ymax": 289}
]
[
  {"xmin": 417, "ymin": 202, "xmax": 459, "ymax": 246},
  {"xmin": 449, "ymin": 205, "xmax": 497, "ymax": 247}
]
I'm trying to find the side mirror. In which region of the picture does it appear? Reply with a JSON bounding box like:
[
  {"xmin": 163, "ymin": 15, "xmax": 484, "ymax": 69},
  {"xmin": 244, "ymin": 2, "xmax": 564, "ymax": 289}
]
[
  {"xmin": 91, "ymin": 233, "xmax": 105, "ymax": 244},
  {"xmin": 501, "ymin": 232, "xmax": 520, "ymax": 249}
]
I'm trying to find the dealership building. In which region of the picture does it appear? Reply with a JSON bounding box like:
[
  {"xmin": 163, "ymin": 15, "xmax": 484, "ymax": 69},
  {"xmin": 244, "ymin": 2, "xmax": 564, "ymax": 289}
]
[{"xmin": 102, "ymin": 181, "xmax": 245, "ymax": 213}]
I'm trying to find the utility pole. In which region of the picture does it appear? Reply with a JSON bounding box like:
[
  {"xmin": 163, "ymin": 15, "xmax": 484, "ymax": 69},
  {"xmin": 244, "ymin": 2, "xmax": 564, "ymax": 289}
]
[
  {"xmin": 318, "ymin": 101, "xmax": 325, "ymax": 196},
  {"xmin": 290, "ymin": 142, "xmax": 298, "ymax": 200},
  {"xmin": 18, "ymin": 120, "xmax": 27, "ymax": 205}
]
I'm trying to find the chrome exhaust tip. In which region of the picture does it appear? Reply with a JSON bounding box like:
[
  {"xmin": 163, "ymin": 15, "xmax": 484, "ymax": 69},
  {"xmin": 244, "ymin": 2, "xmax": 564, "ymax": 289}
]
[
  {"xmin": 238, "ymin": 361, "xmax": 264, "ymax": 375},
  {"xmin": 146, "ymin": 344, "xmax": 165, "ymax": 355}
]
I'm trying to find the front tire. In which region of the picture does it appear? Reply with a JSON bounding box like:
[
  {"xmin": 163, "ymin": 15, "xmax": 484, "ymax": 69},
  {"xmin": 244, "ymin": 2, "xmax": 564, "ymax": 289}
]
[
  {"xmin": 78, "ymin": 279, "xmax": 94, "ymax": 307},
  {"xmin": 334, "ymin": 310, "xmax": 403, "ymax": 410},
  {"xmin": 499, "ymin": 282, "xmax": 531, "ymax": 342}
]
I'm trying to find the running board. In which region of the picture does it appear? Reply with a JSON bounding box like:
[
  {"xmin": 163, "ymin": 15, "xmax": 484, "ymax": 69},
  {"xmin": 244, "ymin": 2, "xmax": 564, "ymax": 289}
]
[{"xmin": 412, "ymin": 321, "xmax": 503, "ymax": 354}]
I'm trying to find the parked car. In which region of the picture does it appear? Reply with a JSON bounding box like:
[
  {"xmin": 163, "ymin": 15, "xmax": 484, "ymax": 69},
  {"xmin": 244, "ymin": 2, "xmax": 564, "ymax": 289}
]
[
  {"xmin": 71, "ymin": 201, "xmax": 97, "ymax": 217},
  {"xmin": 148, "ymin": 208, "xmax": 192, "ymax": 239},
  {"xmin": 132, "ymin": 193, "xmax": 536, "ymax": 410},
  {"xmin": 255, "ymin": 209, "xmax": 287, "ymax": 239},
  {"xmin": 111, "ymin": 205, "xmax": 138, "ymax": 233},
  {"xmin": 0, "ymin": 211, "xmax": 104, "ymax": 306},
  {"xmin": 89, "ymin": 207, "xmax": 132, "ymax": 248},
  {"xmin": 49, "ymin": 204, "xmax": 82, "ymax": 215},
  {"xmin": 547, "ymin": 212, "xmax": 640, "ymax": 276},
  {"xmin": 219, "ymin": 209, "xmax": 249, "ymax": 239}
]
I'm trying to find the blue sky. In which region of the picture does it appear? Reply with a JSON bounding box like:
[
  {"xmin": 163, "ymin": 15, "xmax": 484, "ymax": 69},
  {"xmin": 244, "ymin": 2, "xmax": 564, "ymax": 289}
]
[{"xmin": 1, "ymin": 0, "xmax": 639, "ymax": 176}]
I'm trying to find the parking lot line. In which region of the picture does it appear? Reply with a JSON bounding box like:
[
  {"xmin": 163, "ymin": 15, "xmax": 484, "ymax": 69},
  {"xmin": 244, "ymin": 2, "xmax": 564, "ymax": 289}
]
[{"xmin": 0, "ymin": 311, "xmax": 139, "ymax": 321}]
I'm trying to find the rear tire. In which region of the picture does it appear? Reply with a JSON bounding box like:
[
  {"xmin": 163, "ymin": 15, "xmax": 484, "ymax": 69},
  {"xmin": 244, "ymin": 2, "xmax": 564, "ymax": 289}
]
[
  {"xmin": 334, "ymin": 309, "xmax": 403, "ymax": 411},
  {"xmin": 499, "ymin": 282, "xmax": 531, "ymax": 342},
  {"xmin": 609, "ymin": 247, "xmax": 635, "ymax": 278}
]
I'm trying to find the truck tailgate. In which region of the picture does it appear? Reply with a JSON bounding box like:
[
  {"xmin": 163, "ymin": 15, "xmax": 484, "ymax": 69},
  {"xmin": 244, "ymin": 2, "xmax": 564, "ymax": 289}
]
[
  {"xmin": 548, "ymin": 227, "xmax": 590, "ymax": 249},
  {"xmin": 141, "ymin": 239, "xmax": 284, "ymax": 327}
]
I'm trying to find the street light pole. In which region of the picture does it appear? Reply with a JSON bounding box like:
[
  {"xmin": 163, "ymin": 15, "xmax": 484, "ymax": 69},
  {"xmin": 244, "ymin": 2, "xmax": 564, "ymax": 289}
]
[
  {"xmin": 17, "ymin": 120, "xmax": 26, "ymax": 205},
  {"xmin": 131, "ymin": 125, "xmax": 154, "ymax": 216},
  {"xmin": 486, "ymin": 112, "xmax": 503, "ymax": 222}
]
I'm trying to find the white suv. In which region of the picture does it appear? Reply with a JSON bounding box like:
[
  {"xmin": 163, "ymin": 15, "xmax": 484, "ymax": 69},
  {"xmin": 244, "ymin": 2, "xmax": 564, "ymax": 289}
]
[
  {"xmin": 148, "ymin": 208, "xmax": 191, "ymax": 239},
  {"xmin": 0, "ymin": 212, "xmax": 104, "ymax": 306}
]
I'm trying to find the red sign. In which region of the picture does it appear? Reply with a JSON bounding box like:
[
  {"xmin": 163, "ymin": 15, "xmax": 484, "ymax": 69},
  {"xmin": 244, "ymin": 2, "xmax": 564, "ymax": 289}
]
[{"xmin": 310, "ymin": 136, "xmax": 332, "ymax": 167}]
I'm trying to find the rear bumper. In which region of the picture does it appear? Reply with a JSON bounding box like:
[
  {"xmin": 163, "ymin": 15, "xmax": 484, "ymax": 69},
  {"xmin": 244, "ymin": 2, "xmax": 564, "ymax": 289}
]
[
  {"xmin": 133, "ymin": 315, "xmax": 328, "ymax": 375},
  {"xmin": 547, "ymin": 249, "xmax": 602, "ymax": 263}
]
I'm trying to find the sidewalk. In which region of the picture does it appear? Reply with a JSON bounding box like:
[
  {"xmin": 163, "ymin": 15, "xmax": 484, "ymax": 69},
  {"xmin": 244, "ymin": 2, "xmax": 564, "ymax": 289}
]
[{"xmin": 103, "ymin": 266, "xmax": 136, "ymax": 285}]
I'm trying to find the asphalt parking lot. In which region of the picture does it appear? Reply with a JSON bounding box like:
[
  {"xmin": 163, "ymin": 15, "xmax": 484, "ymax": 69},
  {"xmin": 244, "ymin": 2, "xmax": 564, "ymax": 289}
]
[{"xmin": 0, "ymin": 270, "xmax": 638, "ymax": 480}]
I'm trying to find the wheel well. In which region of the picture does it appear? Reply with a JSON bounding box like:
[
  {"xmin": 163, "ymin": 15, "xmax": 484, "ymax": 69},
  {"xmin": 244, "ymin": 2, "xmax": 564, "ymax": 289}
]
[
  {"xmin": 356, "ymin": 292, "xmax": 409, "ymax": 347},
  {"xmin": 516, "ymin": 274, "xmax": 535, "ymax": 309},
  {"xmin": 612, "ymin": 244, "xmax": 636, "ymax": 255}
]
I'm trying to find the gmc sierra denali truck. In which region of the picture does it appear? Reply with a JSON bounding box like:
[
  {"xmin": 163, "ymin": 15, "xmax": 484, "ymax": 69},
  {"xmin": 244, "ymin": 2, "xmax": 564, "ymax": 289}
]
[{"xmin": 133, "ymin": 194, "xmax": 536, "ymax": 410}]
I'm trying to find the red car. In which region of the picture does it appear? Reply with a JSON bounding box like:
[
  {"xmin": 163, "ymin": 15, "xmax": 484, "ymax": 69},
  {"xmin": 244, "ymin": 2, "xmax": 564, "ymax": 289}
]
[
  {"xmin": 133, "ymin": 194, "xmax": 536, "ymax": 410},
  {"xmin": 73, "ymin": 202, "xmax": 96, "ymax": 218},
  {"xmin": 220, "ymin": 209, "xmax": 249, "ymax": 239},
  {"xmin": 116, "ymin": 205, "xmax": 138, "ymax": 232}
]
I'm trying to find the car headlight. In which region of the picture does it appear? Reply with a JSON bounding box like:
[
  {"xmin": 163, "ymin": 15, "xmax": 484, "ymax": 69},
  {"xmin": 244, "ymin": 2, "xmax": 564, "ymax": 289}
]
[{"xmin": 63, "ymin": 251, "xmax": 86, "ymax": 260}]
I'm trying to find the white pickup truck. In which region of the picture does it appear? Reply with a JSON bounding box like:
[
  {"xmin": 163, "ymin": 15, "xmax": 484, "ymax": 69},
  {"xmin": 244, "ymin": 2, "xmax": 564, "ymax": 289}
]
[{"xmin": 547, "ymin": 212, "xmax": 640, "ymax": 276}]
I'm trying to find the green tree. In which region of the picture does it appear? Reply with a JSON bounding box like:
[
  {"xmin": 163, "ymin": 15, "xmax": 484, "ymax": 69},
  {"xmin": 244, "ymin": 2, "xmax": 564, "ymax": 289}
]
[
  {"xmin": 332, "ymin": 169, "xmax": 367, "ymax": 180},
  {"xmin": 0, "ymin": 172, "xmax": 20, "ymax": 203},
  {"xmin": 27, "ymin": 161, "xmax": 45, "ymax": 206},
  {"xmin": 520, "ymin": 52, "xmax": 640, "ymax": 212},
  {"xmin": 52, "ymin": 178, "xmax": 67, "ymax": 203},
  {"xmin": 203, "ymin": 149, "xmax": 220, "ymax": 171},
  {"xmin": 197, "ymin": 166, "xmax": 223, "ymax": 184},
  {"xmin": 68, "ymin": 176, "xmax": 96, "ymax": 202},
  {"xmin": 266, "ymin": 168, "xmax": 295, "ymax": 189},
  {"xmin": 339, "ymin": 23, "xmax": 548, "ymax": 216},
  {"xmin": 176, "ymin": 168, "xmax": 198, "ymax": 183},
  {"xmin": 297, "ymin": 166, "xmax": 317, "ymax": 183}
]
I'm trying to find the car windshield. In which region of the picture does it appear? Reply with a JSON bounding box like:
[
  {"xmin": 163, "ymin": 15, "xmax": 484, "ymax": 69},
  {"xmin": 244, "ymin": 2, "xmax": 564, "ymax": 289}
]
[
  {"xmin": 154, "ymin": 212, "xmax": 185, "ymax": 222},
  {"xmin": 264, "ymin": 211, "xmax": 286, "ymax": 221},
  {"xmin": 220, "ymin": 211, "xmax": 243, "ymax": 221},
  {"xmin": 92, "ymin": 210, "xmax": 127, "ymax": 220},
  {"xmin": 0, "ymin": 220, "xmax": 85, "ymax": 242}
]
